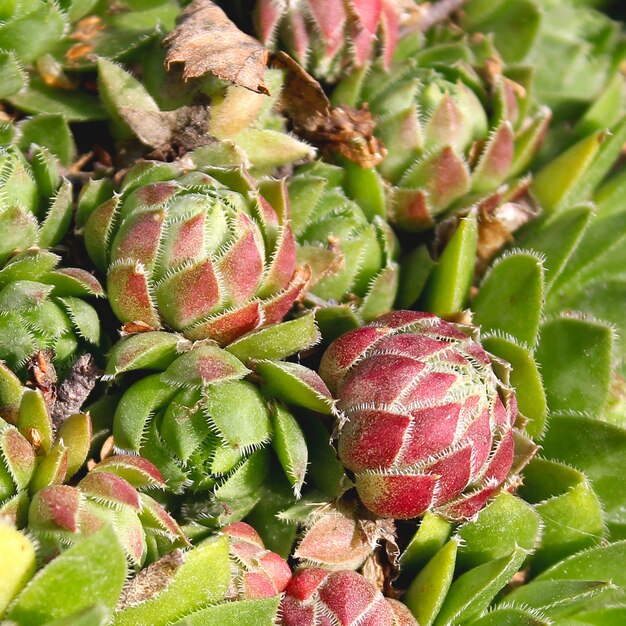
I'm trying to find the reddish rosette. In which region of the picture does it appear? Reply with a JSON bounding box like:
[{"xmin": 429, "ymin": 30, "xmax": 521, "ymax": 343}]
[
  {"xmin": 320, "ymin": 311, "xmax": 529, "ymax": 520},
  {"xmin": 279, "ymin": 568, "xmax": 417, "ymax": 625}
]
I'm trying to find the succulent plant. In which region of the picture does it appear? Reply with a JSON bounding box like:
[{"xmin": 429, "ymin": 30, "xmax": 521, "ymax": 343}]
[
  {"xmin": 1, "ymin": 1, "xmax": 626, "ymax": 625},
  {"xmin": 320, "ymin": 311, "xmax": 534, "ymax": 520},
  {"xmin": 83, "ymin": 159, "xmax": 307, "ymax": 346},
  {"xmin": 330, "ymin": 31, "xmax": 551, "ymax": 232},
  {"xmin": 287, "ymin": 161, "xmax": 399, "ymax": 338},
  {"xmin": 0, "ymin": 145, "xmax": 74, "ymax": 259},
  {"xmin": 254, "ymin": 0, "xmax": 401, "ymax": 81},
  {"xmin": 0, "ymin": 247, "xmax": 103, "ymax": 375},
  {"xmin": 459, "ymin": 0, "xmax": 626, "ymax": 125},
  {"xmin": 0, "ymin": 362, "xmax": 187, "ymax": 567},
  {"xmin": 106, "ymin": 314, "xmax": 334, "ymax": 520},
  {"xmin": 222, "ymin": 521, "xmax": 292, "ymax": 599},
  {"xmin": 279, "ymin": 568, "xmax": 418, "ymax": 625}
]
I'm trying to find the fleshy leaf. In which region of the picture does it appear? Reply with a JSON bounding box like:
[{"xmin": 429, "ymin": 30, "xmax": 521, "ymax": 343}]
[
  {"xmin": 271, "ymin": 403, "xmax": 307, "ymax": 496},
  {"xmin": 457, "ymin": 492, "xmax": 541, "ymax": 570},
  {"xmin": 405, "ymin": 537, "xmax": 459, "ymax": 626},
  {"xmin": 226, "ymin": 314, "xmax": 320, "ymax": 363},
  {"xmin": 7, "ymin": 525, "xmax": 127, "ymax": 625},
  {"xmin": 473, "ymin": 252, "xmax": 544, "ymax": 347},
  {"xmin": 423, "ymin": 211, "xmax": 478, "ymax": 316},
  {"xmin": 112, "ymin": 537, "xmax": 231, "ymax": 626},
  {"xmin": 0, "ymin": 523, "xmax": 36, "ymax": 616},
  {"xmin": 539, "ymin": 415, "xmax": 626, "ymax": 539},
  {"xmin": 169, "ymin": 597, "xmax": 280, "ymax": 625},
  {"xmin": 536, "ymin": 317, "xmax": 614, "ymax": 417},
  {"xmin": 255, "ymin": 360, "xmax": 334, "ymax": 414},
  {"xmin": 433, "ymin": 547, "xmax": 528, "ymax": 626}
]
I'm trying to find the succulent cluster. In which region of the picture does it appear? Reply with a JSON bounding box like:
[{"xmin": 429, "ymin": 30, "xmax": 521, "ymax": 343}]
[{"xmin": 1, "ymin": 0, "xmax": 625, "ymax": 624}]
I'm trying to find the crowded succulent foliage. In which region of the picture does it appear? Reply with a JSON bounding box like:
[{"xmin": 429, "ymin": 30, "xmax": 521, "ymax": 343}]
[{"xmin": 1, "ymin": 0, "xmax": 626, "ymax": 625}]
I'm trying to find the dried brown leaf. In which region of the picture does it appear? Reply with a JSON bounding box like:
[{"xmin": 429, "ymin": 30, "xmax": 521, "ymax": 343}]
[
  {"xmin": 163, "ymin": 0, "xmax": 269, "ymax": 94},
  {"xmin": 118, "ymin": 100, "xmax": 211, "ymax": 153},
  {"xmin": 269, "ymin": 51, "xmax": 386, "ymax": 168},
  {"xmin": 117, "ymin": 550, "xmax": 185, "ymax": 610},
  {"xmin": 27, "ymin": 350, "xmax": 57, "ymax": 408},
  {"xmin": 269, "ymin": 51, "xmax": 331, "ymax": 127},
  {"xmin": 50, "ymin": 354, "xmax": 102, "ymax": 427}
]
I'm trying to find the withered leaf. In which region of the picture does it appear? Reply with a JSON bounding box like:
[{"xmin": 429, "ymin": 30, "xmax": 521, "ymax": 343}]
[
  {"xmin": 27, "ymin": 350, "xmax": 57, "ymax": 409},
  {"xmin": 163, "ymin": 0, "xmax": 270, "ymax": 94},
  {"xmin": 50, "ymin": 354, "xmax": 102, "ymax": 427},
  {"xmin": 117, "ymin": 550, "xmax": 185, "ymax": 610},
  {"xmin": 118, "ymin": 101, "xmax": 211, "ymax": 153},
  {"xmin": 269, "ymin": 51, "xmax": 331, "ymax": 126},
  {"xmin": 269, "ymin": 51, "xmax": 386, "ymax": 168}
]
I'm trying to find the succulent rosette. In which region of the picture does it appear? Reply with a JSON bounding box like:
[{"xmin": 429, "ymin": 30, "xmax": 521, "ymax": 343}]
[
  {"xmin": 83, "ymin": 159, "xmax": 308, "ymax": 346},
  {"xmin": 279, "ymin": 568, "xmax": 418, "ymax": 626},
  {"xmin": 223, "ymin": 521, "xmax": 292, "ymax": 600},
  {"xmin": 0, "ymin": 363, "xmax": 186, "ymax": 567},
  {"xmin": 331, "ymin": 32, "xmax": 551, "ymax": 231},
  {"xmin": 0, "ymin": 145, "xmax": 73, "ymax": 262},
  {"xmin": 0, "ymin": 248, "xmax": 103, "ymax": 375},
  {"xmin": 287, "ymin": 161, "xmax": 399, "ymax": 335},
  {"xmin": 320, "ymin": 311, "xmax": 533, "ymax": 520},
  {"xmin": 254, "ymin": 0, "xmax": 401, "ymax": 81},
  {"xmin": 106, "ymin": 314, "xmax": 334, "ymax": 520}
]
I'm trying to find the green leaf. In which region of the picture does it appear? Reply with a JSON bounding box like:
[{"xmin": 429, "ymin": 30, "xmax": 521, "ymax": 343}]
[
  {"xmin": 204, "ymin": 381, "xmax": 271, "ymax": 452},
  {"xmin": 501, "ymin": 579, "xmax": 615, "ymax": 618},
  {"xmin": 161, "ymin": 345, "xmax": 250, "ymax": 389},
  {"xmin": 423, "ymin": 211, "xmax": 478, "ymax": 316},
  {"xmin": 97, "ymin": 57, "xmax": 160, "ymax": 140},
  {"xmin": 481, "ymin": 337, "xmax": 547, "ymax": 438},
  {"xmin": 457, "ymin": 493, "xmax": 541, "ymax": 570},
  {"xmin": 255, "ymin": 360, "xmax": 334, "ymax": 414},
  {"xmin": 397, "ymin": 245, "xmax": 435, "ymax": 309},
  {"xmin": 518, "ymin": 205, "xmax": 592, "ymax": 291},
  {"xmin": 467, "ymin": 607, "xmax": 550, "ymax": 626},
  {"xmin": 0, "ymin": 523, "xmax": 36, "ymax": 616},
  {"xmin": 8, "ymin": 526, "xmax": 127, "ymax": 625},
  {"xmin": 106, "ymin": 331, "xmax": 181, "ymax": 376},
  {"xmin": 113, "ymin": 374, "xmax": 178, "ymax": 451},
  {"xmin": 213, "ymin": 449, "xmax": 270, "ymax": 502},
  {"xmin": 473, "ymin": 252, "xmax": 544, "ymax": 347},
  {"xmin": 540, "ymin": 415, "xmax": 626, "ymax": 539},
  {"xmin": 299, "ymin": 416, "xmax": 347, "ymax": 499},
  {"xmin": 433, "ymin": 547, "xmax": 528, "ymax": 626},
  {"xmin": 341, "ymin": 161, "xmax": 386, "ymax": 221},
  {"xmin": 519, "ymin": 457, "xmax": 605, "ymax": 571},
  {"xmin": 8, "ymin": 76, "xmax": 105, "ymax": 122},
  {"xmin": 226, "ymin": 314, "xmax": 320, "ymax": 363},
  {"xmin": 533, "ymin": 118, "xmax": 626, "ymax": 214},
  {"xmin": 0, "ymin": 361, "xmax": 25, "ymax": 424},
  {"xmin": 18, "ymin": 388, "xmax": 52, "ymax": 453},
  {"xmin": 536, "ymin": 540, "xmax": 626, "ymax": 590},
  {"xmin": 0, "ymin": 49, "xmax": 26, "ymax": 99},
  {"xmin": 18, "ymin": 114, "xmax": 76, "ymax": 167},
  {"xmin": 405, "ymin": 537, "xmax": 459, "ymax": 626},
  {"xmin": 570, "ymin": 606, "xmax": 626, "ymax": 626},
  {"xmin": 400, "ymin": 512, "xmax": 453, "ymax": 578},
  {"xmin": 169, "ymin": 597, "xmax": 280, "ymax": 625},
  {"xmin": 271, "ymin": 403, "xmax": 308, "ymax": 496},
  {"xmin": 39, "ymin": 178, "xmax": 73, "ymax": 249},
  {"xmin": 245, "ymin": 472, "xmax": 298, "ymax": 559},
  {"xmin": 113, "ymin": 536, "xmax": 231, "ymax": 626},
  {"xmin": 460, "ymin": 0, "xmax": 541, "ymax": 63},
  {"xmin": 536, "ymin": 317, "xmax": 614, "ymax": 417},
  {"xmin": 44, "ymin": 604, "xmax": 111, "ymax": 626},
  {"xmin": 0, "ymin": 1, "xmax": 66, "ymax": 63}
]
